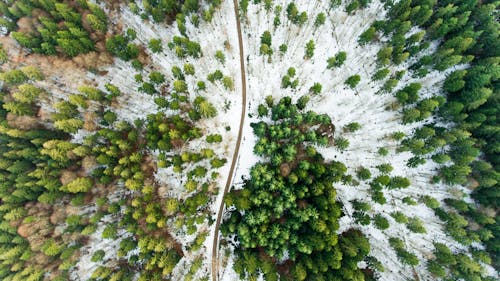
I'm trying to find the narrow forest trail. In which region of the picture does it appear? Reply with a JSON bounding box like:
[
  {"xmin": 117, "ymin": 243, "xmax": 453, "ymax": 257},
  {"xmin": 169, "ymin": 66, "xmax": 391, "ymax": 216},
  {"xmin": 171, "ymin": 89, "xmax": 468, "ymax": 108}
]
[{"xmin": 211, "ymin": 0, "xmax": 247, "ymax": 280}]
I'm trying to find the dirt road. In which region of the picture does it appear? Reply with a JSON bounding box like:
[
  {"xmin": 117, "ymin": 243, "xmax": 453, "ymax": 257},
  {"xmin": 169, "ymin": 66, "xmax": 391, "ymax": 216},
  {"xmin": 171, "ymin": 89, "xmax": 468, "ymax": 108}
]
[{"xmin": 211, "ymin": 0, "xmax": 247, "ymax": 280}]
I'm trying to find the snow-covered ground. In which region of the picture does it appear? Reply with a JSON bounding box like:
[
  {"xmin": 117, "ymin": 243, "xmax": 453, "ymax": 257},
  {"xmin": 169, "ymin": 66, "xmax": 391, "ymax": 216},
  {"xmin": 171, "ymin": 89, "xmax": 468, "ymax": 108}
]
[
  {"xmin": 222, "ymin": 0, "xmax": 498, "ymax": 280},
  {"xmin": 8, "ymin": 0, "xmax": 496, "ymax": 280},
  {"xmin": 109, "ymin": 1, "xmax": 243, "ymax": 279},
  {"xmin": 61, "ymin": 0, "xmax": 243, "ymax": 279}
]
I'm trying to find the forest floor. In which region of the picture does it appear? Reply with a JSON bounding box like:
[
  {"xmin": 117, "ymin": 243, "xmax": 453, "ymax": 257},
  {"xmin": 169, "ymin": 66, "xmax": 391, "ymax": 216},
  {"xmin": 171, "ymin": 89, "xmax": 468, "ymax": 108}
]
[{"xmin": 211, "ymin": 0, "xmax": 247, "ymax": 280}]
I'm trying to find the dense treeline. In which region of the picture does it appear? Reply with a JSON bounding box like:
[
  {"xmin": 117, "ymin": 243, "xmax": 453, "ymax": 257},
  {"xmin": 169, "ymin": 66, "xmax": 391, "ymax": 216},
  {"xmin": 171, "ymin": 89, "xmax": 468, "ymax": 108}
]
[
  {"xmin": 371, "ymin": 0, "xmax": 499, "ymax": 273},
  {"xmin": 127, "ymin": 0, "xmax": 222, "ymax": 33},
  {"xmin": 245, "ymin": 0, "xmax": 498, "ymax": 278},
  {"xmin": 0, "ymin": 0, "xmax": 107, "ymax": 57},
  {"xmin": 82, "ymin": 66, "xmax": 223, "ymax": 279},
  {"xmin": 0, "ymin": 0, "xmax": 497, "ymax": 279},
  {"xmin": 222, "ymin": 97, "xmax": 371, "ymax": 281},
  {"xmin": 0, "ymin": 1, "xmax": 227, "ymax": 280},
  {"xmin": 0, "ymin": 59, "xmax": 224, "ymax": 280},
  {"xmin": 85, "ymin": 119, "xmax": 184, "ymax": 281},
  {"xmin": 0, "ymin": 67, "xmax": 93, "ymax": 280}
]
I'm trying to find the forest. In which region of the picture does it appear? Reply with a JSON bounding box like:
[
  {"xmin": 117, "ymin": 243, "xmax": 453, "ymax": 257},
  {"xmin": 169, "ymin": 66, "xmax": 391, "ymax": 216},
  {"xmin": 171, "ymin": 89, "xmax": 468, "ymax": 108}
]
[
  {"xmin": 0, "ymin": 0, "xmax": 498, "ymax": 281},
  {"xmin": 222, "ymin": 97, "xmax": 372, "ymax": 281}
]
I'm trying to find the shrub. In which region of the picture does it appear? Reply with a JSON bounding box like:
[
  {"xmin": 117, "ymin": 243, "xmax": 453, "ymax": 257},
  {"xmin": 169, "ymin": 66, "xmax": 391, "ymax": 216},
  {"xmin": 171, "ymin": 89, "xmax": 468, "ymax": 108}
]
[
  {"xmin": 376, "ymin": 163, "xmax": 393, "ymax": 174},
  {"xmin": 309, "ymin": 82, "xmax": 322, "ymax": 95},
  {"xmin": 407, "ymin": 217, "xmax": 427, "ymax": 233},
  {"xmin": 372, "ymin": 191, "xmax": 387, "ymax": 204},
  {"xmin": 304, "ymin": 40, "xmax": 315, "ymax": 59},
  {"xmin": 260, "ymin": 31, "xmax": 272, "ymax": 46},
  {"xmin": 354, "ymin": 211, "xmax": 371, "ymax": 225},
  {"xmin": 390, "ymin": 211, "xmax": 408, "ymax": 224},
  {"xmin": 279, "ymin": 44, "xmax": 288, "ymax": 54},
  {"xmin": 358, "ymin": 27, "xmax": 376, "ymax": 45},
  {"xmin": 61, "ymin": 177, "xmax": 93, "ymax": 193},
  {"xmin": 346, "ymin": 0, "xmax": 360, "ymax": 14},
  {"xmin": 197, "ymin": 81, "xmax": 206, "ymax": 90},
  {"xmin": 345, "ymin": 74, "xmax": 361, "ymax": 88},
  {"xmin": 314, "ymin": 13, "xmax": 326, "ymax": 28},
  {"xmin": 402, "ymin": 197, "xmax": 417, "ymax": 205},
  {"xmin": 102, "ymin": 225, "xmax": 117, "ymax": 239},
  {"xmin": 106, "ymin": 35, "xmax": 139, "ymax": 61},
  {"xmin": 372, "ymin": 68, "xmax": 390, "ymax": 80},
  {"xmin": 427, "ymin": 260, "xmax": 446, "ymax": 277},
  {"xmin": 352, "ymin": 200, "xmax": 371, "ymax": 212},
  {"xmin": 327, "ymin": 51, "xmax": 347, "ymax": 68},
  {"xmin": 184, "ymin": 63, "xmax": 195, "ymax": 75},
  {"xmin": 148, "ymin": 39, "xmax": 163, "ymax": 53},
  {"xmin": 215, "ymin": 50, "xmax": 226, "ymax": 64},
  {"xmin": 223, "ymin": 76, "xmax": 234, "ymax": 90},
  {"xmin": 356, "ymin": 167, "xmax": 372, "ymax": 180},
  {"xmin": 373, "ymin": 214, "xmax": 390, "ymax": 230},
  {"xmin": 344, "ymin": 122, "xmax": 361, "ymax": 132},
  {"xmin": 388, "ymin": 176, "xmax": 410, "ymax": 189},
  {"xmin": 1, "ymin": 69, "xmax": 28, "ymax": 85},
  {"xmin": 421, "ymin": 195, "xmax": 440, "ymax": 209},
  {"xmin": 149, "ymin": 71, "xmax": 165, "ymax": 84},
  {"xmin": 392, "ymin": 131, "xmax": 406, "ymax": 140},
  {"xmin": 258, "ymin": 104, "xmax": 269, "ymax": 117},
  {"xmin": 91, "ymin": 250, "xmax": 106, "ymax": 262},
  {"xmin": 335, "ymin": 137, "xmax": 349, "ymax": 151}
]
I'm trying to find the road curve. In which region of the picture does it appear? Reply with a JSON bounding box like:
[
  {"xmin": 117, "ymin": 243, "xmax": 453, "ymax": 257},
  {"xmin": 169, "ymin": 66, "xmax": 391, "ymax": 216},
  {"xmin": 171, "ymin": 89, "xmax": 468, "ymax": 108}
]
[{"xmin": 211, "ymin": 0, "xmax": 247, "ymax": 280}]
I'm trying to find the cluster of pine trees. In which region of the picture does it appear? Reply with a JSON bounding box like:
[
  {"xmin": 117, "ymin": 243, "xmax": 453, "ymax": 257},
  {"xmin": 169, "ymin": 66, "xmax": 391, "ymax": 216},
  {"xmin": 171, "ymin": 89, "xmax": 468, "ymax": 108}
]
[
  {"xmin": 223, "ymin": 97, "xmax": 371, "ymax": 281},
  {"xmin": 368, "ymin": 0, "xmax": 499, "ymax": 275},
  {"xmin": 127, "ymin": 0, "xmax": 223, "ymax": 36},
  {"xmin": 0, "ymin": 65, "xmax": 187, "ymax": 280},
  {"xmin": 96, "ymin": 5, "xmax": 229, "ymax": 275},
  {"xmin": 0, "ymin": 67, "xmax": 96, "ymax": 280},
  {"xmin": 0, "ymin": 0, "xmax": 107, "ymax": 57},
  {"xmin": 80, "ymin": 68, "xmax": 223, "ymax": 280},
  {"xmin": 0, "ymin": 31, "xmax": 224, "ymax": 281},
  {"xmin": 249, "ymin": 0, "xmax": 498, "ymax": 278}
]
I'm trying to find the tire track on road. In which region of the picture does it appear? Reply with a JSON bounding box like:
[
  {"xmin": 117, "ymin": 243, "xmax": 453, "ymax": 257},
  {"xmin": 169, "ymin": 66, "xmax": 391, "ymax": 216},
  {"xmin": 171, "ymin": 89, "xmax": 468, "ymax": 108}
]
[{"xmin": 211, "ymin": 0, "xmax": 246, "ymax": 280}]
